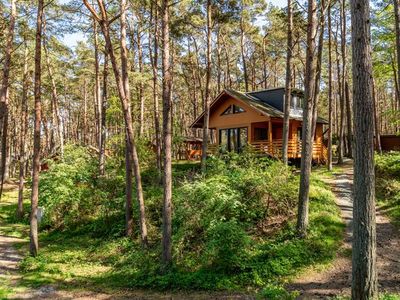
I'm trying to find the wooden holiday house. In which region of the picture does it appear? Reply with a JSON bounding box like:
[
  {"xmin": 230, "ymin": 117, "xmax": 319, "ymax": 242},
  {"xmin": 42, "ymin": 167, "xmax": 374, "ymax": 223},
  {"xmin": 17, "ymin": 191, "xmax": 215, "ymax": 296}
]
[{"xmin": 190, "ymin": 87, "xmax": 328, "ymax": 163}]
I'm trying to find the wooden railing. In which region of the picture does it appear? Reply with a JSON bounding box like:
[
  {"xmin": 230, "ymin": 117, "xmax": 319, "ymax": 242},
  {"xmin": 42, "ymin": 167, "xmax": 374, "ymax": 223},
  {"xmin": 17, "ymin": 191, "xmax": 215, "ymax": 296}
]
[
  {"xmin": 207, "ymin": 139, "xmax": 328, "ymax": 164},
  {"xmin": 250, "ymin": 139, "xmax": 327, "ymax": 163}
]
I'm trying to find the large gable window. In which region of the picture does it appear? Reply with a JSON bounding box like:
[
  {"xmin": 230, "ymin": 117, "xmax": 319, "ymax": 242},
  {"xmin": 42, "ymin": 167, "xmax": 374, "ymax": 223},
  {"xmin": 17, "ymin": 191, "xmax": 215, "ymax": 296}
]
[
  {"xmin": 221, "ymin": 104, "xmax": 245, "ymax": 115},
  {"xmin": 219, "ymin": 127, "xmax": 248, "ymax": 152}
]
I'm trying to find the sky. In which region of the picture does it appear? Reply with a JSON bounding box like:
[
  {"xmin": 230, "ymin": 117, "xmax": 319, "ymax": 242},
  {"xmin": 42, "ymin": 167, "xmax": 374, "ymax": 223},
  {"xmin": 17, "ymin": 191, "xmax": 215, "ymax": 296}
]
[{"xmin": 61, "ymin": 0, "xmax": 287, "ymax": 48}]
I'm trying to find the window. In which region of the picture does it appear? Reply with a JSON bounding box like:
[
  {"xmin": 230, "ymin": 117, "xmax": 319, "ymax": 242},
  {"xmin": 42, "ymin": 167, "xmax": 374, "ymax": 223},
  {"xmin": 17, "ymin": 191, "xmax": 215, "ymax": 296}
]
[
  {"xmin": 291, "ymin": 96, "xmax": 304, "ymax": 110},
  {"xmin": 221, "ymin": 104, "xmax": 245, "ymax": 115},
  {"xmin": 254, "ymin": 127, "xmax": 268, "ymax": 141},
  {"xmin": 219, "ymin": 127, "xmax": 248, "ymax": 152},
  {"xmin": 233, "ymin": 105, "xmax": 245, "ymax": 113}
]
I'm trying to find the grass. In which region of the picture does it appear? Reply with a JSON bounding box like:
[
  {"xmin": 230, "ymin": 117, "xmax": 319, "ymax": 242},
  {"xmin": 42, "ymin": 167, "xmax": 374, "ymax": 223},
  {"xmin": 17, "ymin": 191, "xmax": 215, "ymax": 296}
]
[
  {"xmin": 375, "ymin": 152, "xmax": 400, "ymax": 227},
  {"xmin": 0, "ymin": 160, "xmax": 345, "ymax": 298}
]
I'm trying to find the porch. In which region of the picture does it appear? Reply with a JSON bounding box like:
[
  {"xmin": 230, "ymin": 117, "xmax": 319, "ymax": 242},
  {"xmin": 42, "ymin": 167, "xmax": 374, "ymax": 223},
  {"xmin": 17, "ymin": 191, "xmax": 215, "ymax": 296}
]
[{"xmin": 207, "ymin": 139, "xmax": 328, "ymax": 164}]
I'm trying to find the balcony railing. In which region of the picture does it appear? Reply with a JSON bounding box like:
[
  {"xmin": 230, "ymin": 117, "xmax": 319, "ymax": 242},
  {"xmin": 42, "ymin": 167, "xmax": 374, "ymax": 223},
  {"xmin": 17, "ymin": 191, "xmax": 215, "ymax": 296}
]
[{"xmin": 207, "ymin": 139, "xmax": 328, "ymax": 163}]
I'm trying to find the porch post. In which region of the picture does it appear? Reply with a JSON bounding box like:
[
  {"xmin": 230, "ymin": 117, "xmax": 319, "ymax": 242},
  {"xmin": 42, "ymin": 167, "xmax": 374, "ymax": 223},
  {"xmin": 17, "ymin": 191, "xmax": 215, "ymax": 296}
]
[{"xmin": 268, "ymin": 118, "xmax": 273, "ymax": 156}]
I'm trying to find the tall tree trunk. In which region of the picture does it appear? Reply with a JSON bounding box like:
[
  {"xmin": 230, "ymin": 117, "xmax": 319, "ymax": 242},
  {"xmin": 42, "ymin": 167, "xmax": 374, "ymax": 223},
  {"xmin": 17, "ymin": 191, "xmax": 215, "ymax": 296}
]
[
  {"xmin": 0, "ymin": 0, "xmax": 16, "ymax": 197},
  {"xmin": 30, "ymin": 0, "xmax": 44, "ymax": 257},
  {"xmin": 282, "ymin": 0, "xmax": 293, "ymax": 165},
  {"xmin": 327, "ymin": 2, "xmax": 333, "ymax": 170},
  {"xmin": 83, "ymin": 79, "xmax": 88, "ymax": 145},
  {"xmin": 94, "ymin": 20, "xmax": 102, "ymax": 163},
  {"xmin": 240, "ymin": 17, "xmax": 249, "ymax": 92},
  {"xmin": 350, "ymin": 0, "xmax": 378, "ymax": 297},
  {"xmin": 83, "ymin": 0, "xmax": 148, "ymax": 246},
  {"xmin": 149, "ymin": 0, "xmax": 162, "ymax": 170},
  {"xmin": 43, "ymin": 23, "xmax": 64, "ymax": 158},
  {"xmin": 137, "ymin": 18, "xmax": 145, "ymax": 137},
  {"xmin": 394, "ymin": 0, "xmax": 400, "ymax": 101},
  {"xmin": 201, "ymin": 0, "xmax": 212, "ymax": 171},
  {"xmin": 99, "ymin": 52, "xmax": 108, "ymax": 176},
  {"xmin": 372, "ymin": 78, "xmax": 382, "ymax": 153},
  {"xmin": 296, "ymin": 0, "xmax": 318, "ymax": 237},
  {"xmin": 345, "ymin": 81, "xmax": 352, "ymax": 157},
  {"xmin": 161, "ymin": 0, "xmax": 173, "ymax": 265},
  {"xmin": 18, "ymin": 42, "xmax": 29, "ymax": 219},
  {"xmin": 337, "ymin": 2, "xmax": 345, "ymax": 164}
]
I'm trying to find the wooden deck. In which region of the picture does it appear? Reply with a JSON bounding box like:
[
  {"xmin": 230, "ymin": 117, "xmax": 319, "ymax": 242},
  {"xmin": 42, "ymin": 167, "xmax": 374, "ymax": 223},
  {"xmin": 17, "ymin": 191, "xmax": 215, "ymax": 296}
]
[{"xmin": 208, "ymin": 139, "xmax": 328, "ymax": 164}]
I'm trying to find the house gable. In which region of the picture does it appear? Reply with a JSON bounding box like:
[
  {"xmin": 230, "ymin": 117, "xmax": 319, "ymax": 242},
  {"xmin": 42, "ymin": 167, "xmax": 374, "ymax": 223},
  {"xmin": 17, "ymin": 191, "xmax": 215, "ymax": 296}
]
[{"xmin": 209, "ymin": 96, "xmax": 270, "ymax": 129}]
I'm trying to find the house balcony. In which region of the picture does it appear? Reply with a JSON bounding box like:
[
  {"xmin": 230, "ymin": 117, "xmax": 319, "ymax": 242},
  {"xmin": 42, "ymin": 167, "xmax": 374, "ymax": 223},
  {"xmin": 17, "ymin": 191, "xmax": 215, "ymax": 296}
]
[{"xmin": 207, "ymin": 139, "xmax": 328, "ymax": 164}]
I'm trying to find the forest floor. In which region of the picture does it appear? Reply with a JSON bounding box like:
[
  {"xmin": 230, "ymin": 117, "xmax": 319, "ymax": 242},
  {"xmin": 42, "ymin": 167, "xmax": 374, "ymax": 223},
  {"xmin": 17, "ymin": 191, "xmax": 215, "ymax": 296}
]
[
  {"xmin": 0, "ymin": 183, "xmax": 254, "ymax": 299},
  {"xmin": 1, "ymin": 160, "xmax": 400, "ymax": 299},
  {"xmin": 287, "ymin": 159, "xmax": 400, "ymax": 299}
]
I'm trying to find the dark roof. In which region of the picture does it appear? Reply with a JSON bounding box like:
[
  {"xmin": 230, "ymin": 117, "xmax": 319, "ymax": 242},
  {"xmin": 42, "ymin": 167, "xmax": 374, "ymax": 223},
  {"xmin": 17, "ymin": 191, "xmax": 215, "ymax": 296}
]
[{"xmin": 190, "ymin": 88, "xmax": 328, "ymax": 128}]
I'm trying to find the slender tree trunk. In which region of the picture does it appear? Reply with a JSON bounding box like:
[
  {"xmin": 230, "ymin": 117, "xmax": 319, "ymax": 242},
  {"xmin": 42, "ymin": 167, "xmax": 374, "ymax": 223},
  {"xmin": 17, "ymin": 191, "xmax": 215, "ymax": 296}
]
[
  {"xmin": 372, "ymin": 78, "xmax": 382, "ymax": 153},
  {"xmin": 83, "ymin": 0, "xmax": 148, "ymax": 246},
  {"xmin": 297, "ymin": 0, "xmax": 318, "ymax": 237},
  {"xmin": 43, "ymin": 25, "xmax": 64, "ymax": 158},
  {"xmin": 394, "ymin": 0, "xmax": 400, "ymax": 100},
  {"xmin": 161, "ymin": 0, "xmax": 173, "ymax": 265},
  {"xmin": 30, "ymin": 0, "xmax": 44, "ymax": 257},
  {"xmin": 350, "ymin": 0, "xmax": 378, "ymax": 296},
  {"xmin": 94, "ymin": 20, "xmax": 102, "ymax": 161},
  {"xmin": 282, "ymin": 0, "xmax": 293, "ymax": 165},
  {"xmin": 327, "ymin": 3, "xmax": 333, "ymax": 170},
  {"xmin": 99, "ymin": 52, "xmax": 108, "ymax": 176},
  {"xmin": 201, "ymin": 0, "xmax": 212, "ymax": 171},
  {"xmin": 263, "ymin": 35, "xmax": 268, "ymax": 89},
  {"xmin": 345, "ymin": 81, "xmax": 352, "ymax": 157},
  {"xmin": 240, "ymin": 17, "xmax": 249, "ymax": 92},
  {"xmin": 149, "ymin": 0, "xmax": 162, "ymax": 170},
  {"xmin": 137, "ymin": 18, "xmax": 145, "ymax": 137},
  {"xmin": 18, "ymin": 43, "xmax": 29, "ymax": 219},
  {"xmin": 0, "ymin": 0, "xmax": 16, "ymax": 198}
]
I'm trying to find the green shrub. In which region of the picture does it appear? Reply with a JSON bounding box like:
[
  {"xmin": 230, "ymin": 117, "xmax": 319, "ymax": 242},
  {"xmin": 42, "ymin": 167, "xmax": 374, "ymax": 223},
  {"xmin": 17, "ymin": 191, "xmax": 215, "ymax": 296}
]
[
  {"xmin": 376, "ymin": 152, "xmax": 400, "ymax": 226},
  {"xmin": 204, "ymin": 220, "xmax": 251, "ymax": 272},
  {"xmin": 376, "ymin": 151, "xmax": 400, "ymax": 177}
]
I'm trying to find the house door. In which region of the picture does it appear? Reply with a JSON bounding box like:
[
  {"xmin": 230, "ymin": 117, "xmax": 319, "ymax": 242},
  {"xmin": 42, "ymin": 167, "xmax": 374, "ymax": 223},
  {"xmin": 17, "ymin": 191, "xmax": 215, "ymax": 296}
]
[{"xmin": 219, "ymin": 127, "xmax": 248, "ymax": 152}]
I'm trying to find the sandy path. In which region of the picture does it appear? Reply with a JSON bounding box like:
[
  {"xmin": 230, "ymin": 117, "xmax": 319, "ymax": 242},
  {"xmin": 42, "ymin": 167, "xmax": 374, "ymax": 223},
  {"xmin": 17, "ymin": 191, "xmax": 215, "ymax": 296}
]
[{"xmin": 287, "ymin": 159, "xmax": 400, "ymax": 299}]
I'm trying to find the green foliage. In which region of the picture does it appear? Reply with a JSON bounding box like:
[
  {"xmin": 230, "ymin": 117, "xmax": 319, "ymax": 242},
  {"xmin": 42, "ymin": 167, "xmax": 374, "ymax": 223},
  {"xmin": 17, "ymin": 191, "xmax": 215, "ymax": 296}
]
[
  {"xmin": 39, "ymin": 144, "xmax": 126, "ymax": 232},
  {"xmin": 376, "ymin": 152, "xmax": 400, "ymax": 226},
  {"xmin": 13, "ymin": 148, "xmax": 344, "ymax": 294},
  {"xmin": 376, "ymin": 151, "xmax": 400, "ymax": 178},
  {"xmin": 257, "ymin": 283, "xmax": 299, "ymax": 300}
]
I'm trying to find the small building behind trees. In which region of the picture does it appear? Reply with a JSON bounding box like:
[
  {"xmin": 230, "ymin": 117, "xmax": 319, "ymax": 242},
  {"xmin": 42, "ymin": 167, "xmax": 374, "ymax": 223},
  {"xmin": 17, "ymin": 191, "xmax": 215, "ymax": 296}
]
[{"xmin": 191, "ymin": 87, "xmax": 328, "ymax": 163}]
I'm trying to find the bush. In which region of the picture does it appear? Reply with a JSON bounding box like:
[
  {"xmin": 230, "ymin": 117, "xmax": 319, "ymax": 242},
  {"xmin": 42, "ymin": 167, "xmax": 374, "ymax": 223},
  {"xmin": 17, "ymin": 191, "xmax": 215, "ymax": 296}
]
[
  {"xmin": 376, "ymin": 151, "xmax": 400, "ymax": 178},
  {"xmin": 39, "ymin": 144, "xmax": 126, "ymax": 232},
  {"xmin": 375, "ymin": 152, "xmax": 400, "ymax": 226}
]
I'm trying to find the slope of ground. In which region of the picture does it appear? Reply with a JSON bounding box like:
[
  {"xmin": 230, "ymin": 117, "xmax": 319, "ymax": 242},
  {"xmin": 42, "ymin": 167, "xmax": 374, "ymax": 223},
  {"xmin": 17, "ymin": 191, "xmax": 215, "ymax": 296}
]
[{"xmin": 287, "ymin": 159, "xmax": 400, "ymax": 299}]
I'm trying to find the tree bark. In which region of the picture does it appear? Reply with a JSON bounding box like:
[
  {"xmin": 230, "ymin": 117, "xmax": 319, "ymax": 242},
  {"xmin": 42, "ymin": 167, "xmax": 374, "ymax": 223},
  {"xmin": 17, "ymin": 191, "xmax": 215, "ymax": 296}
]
[
  {"xmin": 297, "ymin": 0, "xmax": 318, "ymax": 237},
  {"xmin": 83, "ymin": 0, "xmax": 148, "ymax": 246},
  {"xmin": 372, "ymin": 77, "xmax": 382, "ymax": 153},
  {"xmin": 161, "ymin": 0, "xmax": 173, "ymax": 265},
  {"xmin": 282, "ymin": 0, "xmax": 293, "ymax": 165},
  {"xmin": 149, "ymin": 0, "xmax": 162, "ymax": 170},
  {"xmin": 240, "ymin": 16, "xmax": 249, "ymax": 92},
  {"xmin": 327, "ymin": 2, "xmax": 333, "ymax": 170},
  {"xmin": 18, "ymin": 42, "xmax": 29, "ymax": 219},
  {"xmin": 99, "ymin": 51, "xmax": 108, "ymax": 176},
  {"xmin": 345, "ymin": 80, "xmax": 352, "ymax": 157},
  {"xmin": 201, "ymin": 0, "xmax": 212, "ymax": 171},
  {"xmin": 394, "ymin": 0, "xmax": 400, "ymax": 103},
  {"xmin": 350, "ymin": 0, "xmax": 378, "ymax": 297},
  {"xmin": 0, "ymin": 0, "xmax": 16, "ymax": 197},
  {"xmin": 94, "ymin": 20, "xmax": 102, "ymax": 164},
  {"xmin": 43, "ymin": 21, "xmax": 64, "ymax": 158},
  {"xmin": 30, "ymin": 0, "xmax": 44, "ymax": 257}
]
